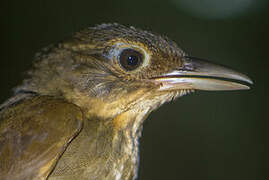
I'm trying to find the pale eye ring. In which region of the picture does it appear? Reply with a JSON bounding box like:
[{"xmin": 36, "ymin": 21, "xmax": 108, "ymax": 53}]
[{"xmin": 118, "ymin": 49, "xmax": 144, "ymax": 71}]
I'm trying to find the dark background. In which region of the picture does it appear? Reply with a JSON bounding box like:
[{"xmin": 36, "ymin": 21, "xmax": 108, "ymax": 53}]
[{"xmin": 1, "ymin": 0, "xmax": 268, "ymax": 179}]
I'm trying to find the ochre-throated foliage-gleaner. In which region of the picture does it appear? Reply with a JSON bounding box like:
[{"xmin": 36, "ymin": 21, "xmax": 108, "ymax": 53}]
[{"xmin": 0, "ymin": 23, "xmax": 252, "ymax": 180}]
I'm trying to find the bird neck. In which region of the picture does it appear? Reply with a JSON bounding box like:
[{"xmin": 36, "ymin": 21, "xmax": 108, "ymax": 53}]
[
  {"xmin": 50, "ymin": 106, "xmax": 150, "ymax": 180},
  {"xmin": 50, "ymin": 84, "xmax": 175, "ymax": 179}
]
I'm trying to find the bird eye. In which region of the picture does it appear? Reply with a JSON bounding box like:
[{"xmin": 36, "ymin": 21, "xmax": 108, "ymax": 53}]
[{"xmin": 118, "ymin": 49, "xmax": 143, "ymax": 71}]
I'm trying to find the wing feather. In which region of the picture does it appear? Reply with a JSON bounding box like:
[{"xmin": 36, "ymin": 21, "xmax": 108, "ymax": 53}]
[{"xmin": 0, "ymin": 96, "xmax": 83, "ymax": 180}]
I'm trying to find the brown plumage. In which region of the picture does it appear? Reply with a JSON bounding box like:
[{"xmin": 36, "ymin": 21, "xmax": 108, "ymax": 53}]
[{"xmin": 0, "ymin": 23, "xmax": 252, "ymax": 180}]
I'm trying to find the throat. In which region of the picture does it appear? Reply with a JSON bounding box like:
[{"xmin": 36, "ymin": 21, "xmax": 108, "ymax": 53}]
[{"xmin": 50, "ymin": 109, "xmax": 150, "ymax": 180}]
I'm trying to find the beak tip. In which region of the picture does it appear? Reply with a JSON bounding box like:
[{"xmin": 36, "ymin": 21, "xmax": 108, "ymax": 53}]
[
  {"xmin": 244, "ymin": 85, "xmax": 251, "ymax": 90},
  {"xmin": 239, "ymin": 74, "xmax": 253, "ymax": 85},
  {"xmin": 248, "ymin": 78, "xmax": 254, "ymax": 85}
]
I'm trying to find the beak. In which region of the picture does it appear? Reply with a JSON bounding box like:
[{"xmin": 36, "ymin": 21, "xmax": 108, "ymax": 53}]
[{"xmin": 153, "ymin": 57, "xmax": 253, "ymax": 91}]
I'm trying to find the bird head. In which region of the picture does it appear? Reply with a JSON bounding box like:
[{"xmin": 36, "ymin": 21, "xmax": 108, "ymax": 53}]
[{"xmin": 19, "ymin": 23, "xmax": 252, "ymax": 124}]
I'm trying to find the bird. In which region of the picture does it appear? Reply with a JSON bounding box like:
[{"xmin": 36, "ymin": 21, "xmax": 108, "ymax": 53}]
[{"xmin": 0, "ymin": 23, "xmax": 252, "ymax": 180}]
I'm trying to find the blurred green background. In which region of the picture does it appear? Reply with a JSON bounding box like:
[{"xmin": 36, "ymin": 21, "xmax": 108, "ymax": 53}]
[{"xmin": 1, "ymin": 0, "xmax": 268, "ymax": 179}]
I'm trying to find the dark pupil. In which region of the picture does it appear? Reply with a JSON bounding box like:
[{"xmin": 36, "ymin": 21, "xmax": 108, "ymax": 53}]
[
  {"xmin": 119, "ymin": 49, "xmax": 143, "ymax": 71},
  {"xmin": 127, "ymin": 55, "xmax": 138, "ymax": 66}
]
